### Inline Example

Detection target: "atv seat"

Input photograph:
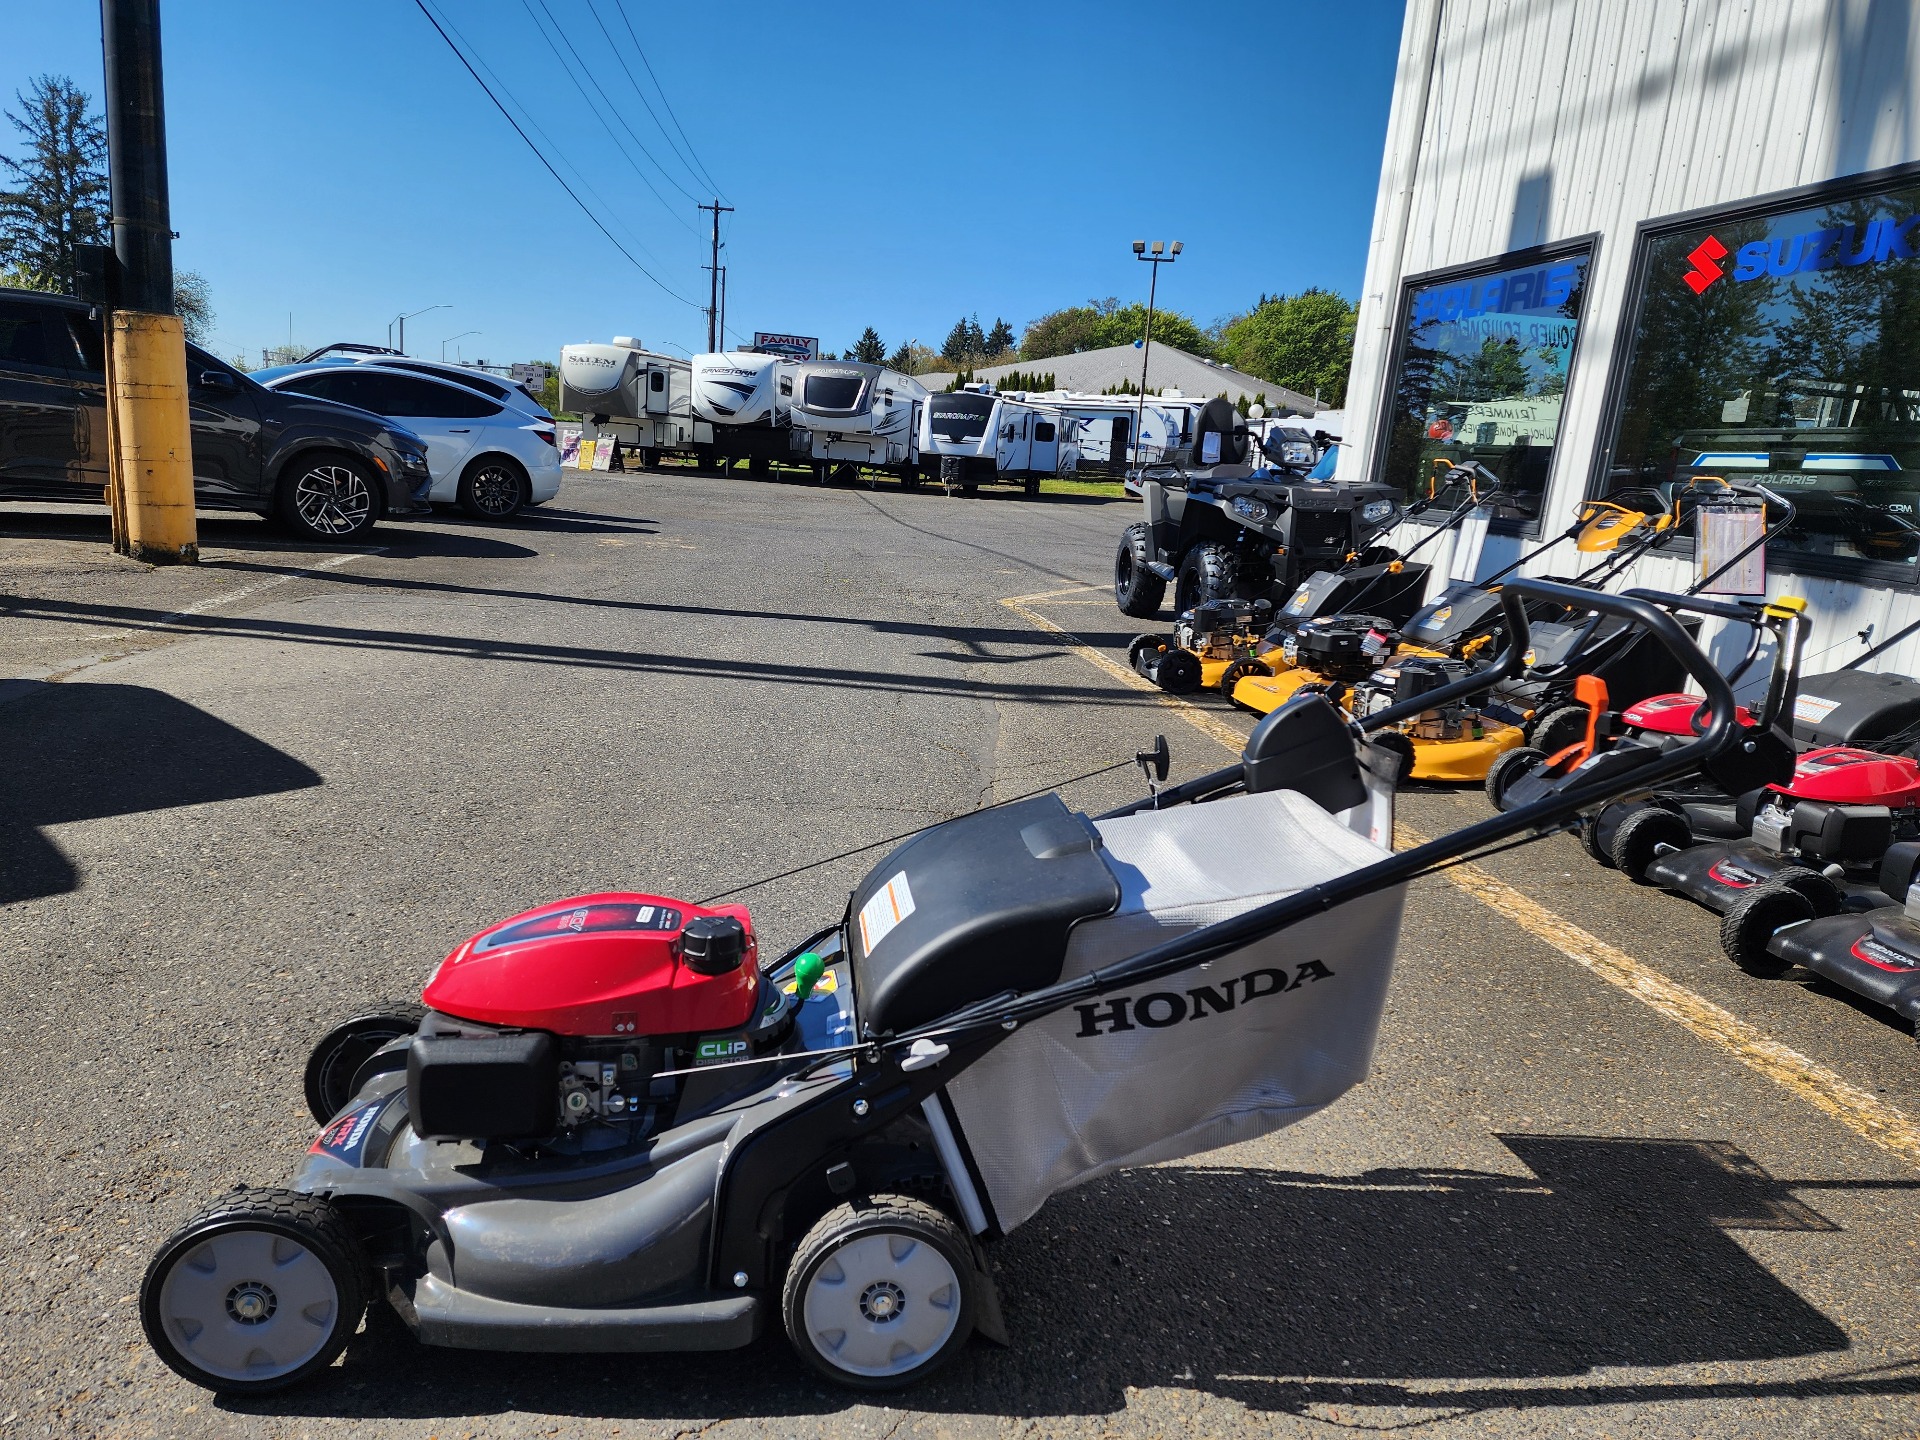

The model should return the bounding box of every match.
[848,794,1122,1034]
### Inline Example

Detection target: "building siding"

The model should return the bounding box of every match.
[1344,0,1920,686]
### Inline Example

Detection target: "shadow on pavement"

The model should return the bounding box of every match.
[230,1135,1889,1427]
[0,682,322,905]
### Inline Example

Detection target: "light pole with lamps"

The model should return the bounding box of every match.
[441,330,480,361]
[389,304,450,354]
[1131,239,1182,469]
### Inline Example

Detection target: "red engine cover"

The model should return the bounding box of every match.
[1778,747,1920,805]
[1621,692,1756,735]
[422,893,759,1037]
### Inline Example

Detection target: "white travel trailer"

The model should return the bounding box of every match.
[789,360,927,483]
[919,387,1080,496]
[688,351,809,474]
[558,337,709,464]
[1041,394,1193,472]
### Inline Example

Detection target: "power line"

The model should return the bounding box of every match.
[412,0,702,310]
[610,0,728,201]
[520,0,704,219]
[581,0,716,202]
[423,0,676,272]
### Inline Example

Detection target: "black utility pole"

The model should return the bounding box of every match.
[697,198,732,351]
[102,0,173,313]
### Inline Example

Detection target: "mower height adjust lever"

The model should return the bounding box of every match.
[1137,734,1171,806]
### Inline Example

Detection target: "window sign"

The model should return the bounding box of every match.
[1378,246,1592,519]
[1603,175,1920,572]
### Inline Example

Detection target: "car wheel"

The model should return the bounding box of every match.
[457,456,528,521]
[142,1189,368,1394]
[1114,524,1167,618]
[276,453,380,542]
[782,1196,974,1392]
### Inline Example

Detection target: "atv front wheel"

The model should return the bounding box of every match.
[1174,542,1238,616]
[783,1196,975,1391]
[142,1189,368,1394]
[1484,746,1544,811]
[1720,884,1811,978]
[304,1006,427,1124]
[1610,806,1691,883]
[1115,524,1166,618]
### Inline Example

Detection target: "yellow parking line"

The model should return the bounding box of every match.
[1005,589,1920,1169]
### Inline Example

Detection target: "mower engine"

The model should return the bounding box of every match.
[1349,655,1494,742]
[1280,613,1399,687]
[399,894,788,1148]
[1172,598,1270,665]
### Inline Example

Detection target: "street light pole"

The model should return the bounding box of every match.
[441,330,479,360]
[101,0,196,562]
[393,304,449,355]
[1131,240,1182,472]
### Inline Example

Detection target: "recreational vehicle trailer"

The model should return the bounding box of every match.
[1043,394,1193,472]
[789,360,927,483]
[558,338,709,465]
[919,387,1080,496]
[688,351,809,474]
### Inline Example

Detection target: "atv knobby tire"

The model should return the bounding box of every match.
[1174,542,1238,617]
[1610,806,1692,883]
[1720,884,1811,978]
[142,1188,368,1394]
[1114,524,1166,618]
[783,1194,975,1391]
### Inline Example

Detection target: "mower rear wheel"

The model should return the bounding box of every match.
[784,1195,975,1391]
[1767,864,1844,916]
[1720,884,1811,978]
[1218,658,1268,697]
[1484,746,1544,811]
[1610,806,1692,883]
[1372,732,1416,787]
[1148,647,1201,694]
[1529,704,1590,759]
[1579,818,1616,868]
[1114,524,1166,618]
[142,1188,367,1394]
[304,1006,427,1124]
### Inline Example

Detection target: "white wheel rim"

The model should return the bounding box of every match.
[294,464,372,536]
[157,1228,339,1382]
[802,1230,961,1378]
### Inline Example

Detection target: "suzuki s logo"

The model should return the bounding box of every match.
[1073,959,1333,1037]
[1684,235,1729,293]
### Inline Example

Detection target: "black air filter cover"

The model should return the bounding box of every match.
[408,1032,557,1141]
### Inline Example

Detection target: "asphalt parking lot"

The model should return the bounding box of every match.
[4,473,1920,1439]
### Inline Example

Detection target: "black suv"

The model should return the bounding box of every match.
[0,287,432,541]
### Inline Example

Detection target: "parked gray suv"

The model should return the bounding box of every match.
[0,287,433,541]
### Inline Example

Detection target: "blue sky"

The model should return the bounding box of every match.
[4,1,1404,367]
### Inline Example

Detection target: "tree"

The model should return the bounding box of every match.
[984,317,1015,356]
[173,270,213,344]
[0,75,109,294]
[1019,301,1214,361]
[1216,289,1358,405]
[940,316,973,365]
[851,326,886,364]
[886,340,939,375]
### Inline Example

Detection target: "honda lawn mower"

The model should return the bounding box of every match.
[1113,398,1403,620]
[1747,841,1920,1021]
[139,581,1743,1398]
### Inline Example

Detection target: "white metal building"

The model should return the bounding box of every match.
[1340,0,1920,681]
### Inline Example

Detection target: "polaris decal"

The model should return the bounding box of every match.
[1684,214,1920,292]
[1072,959,1334,1037]
[1412,263,1579,324]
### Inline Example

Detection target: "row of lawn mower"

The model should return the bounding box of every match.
[139,577,1758,1399]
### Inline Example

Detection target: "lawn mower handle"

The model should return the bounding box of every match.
[935,582,1741,1041]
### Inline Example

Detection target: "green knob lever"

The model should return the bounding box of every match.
[793,951,826,1001]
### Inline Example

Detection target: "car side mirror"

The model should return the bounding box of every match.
[197,369,236,392]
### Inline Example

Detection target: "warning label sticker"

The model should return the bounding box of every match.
[858,872,916,955]
[1794,694,1842,725]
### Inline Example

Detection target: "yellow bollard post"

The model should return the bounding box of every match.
[108,309,198,564]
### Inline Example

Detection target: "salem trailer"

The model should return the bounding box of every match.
[559,338,710,466]
[689,351,810,474]
[919,389,1081,496]
[790,360,928,484]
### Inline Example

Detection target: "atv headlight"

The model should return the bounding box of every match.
[1231,496,1273,524]
[1362,499,1396,524]
[1280,441,1316,466]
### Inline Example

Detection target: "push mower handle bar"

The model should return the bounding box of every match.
[921,583,1740,1045]
[1619,587,1769,626]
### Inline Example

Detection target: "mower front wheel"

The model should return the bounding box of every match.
[1720,884,1811,978]
[1372,731,1416,787]
[783,1195,975,1391]
[1484,745,1544,811]
[142,1188,368,1394]
[1218,658,1269,698]
[1528,704,1590,759]
[1610,806,1691,883]
[304,1006,427,1124]
[1115,524,1166,618]
[1767,864,1844,917]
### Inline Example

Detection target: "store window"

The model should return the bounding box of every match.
[1602,172,1920,573]
[1377,243,1592,520]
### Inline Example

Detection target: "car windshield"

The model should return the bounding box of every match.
[929,393,994,440]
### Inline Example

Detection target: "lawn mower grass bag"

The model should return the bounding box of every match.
[935,787,1405,1233]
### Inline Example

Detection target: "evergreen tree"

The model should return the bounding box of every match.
[940,317,973,365]
[851,326,886,364]
[0,75,109,294]
[965,314,987,357]
[984,317,1015,355]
